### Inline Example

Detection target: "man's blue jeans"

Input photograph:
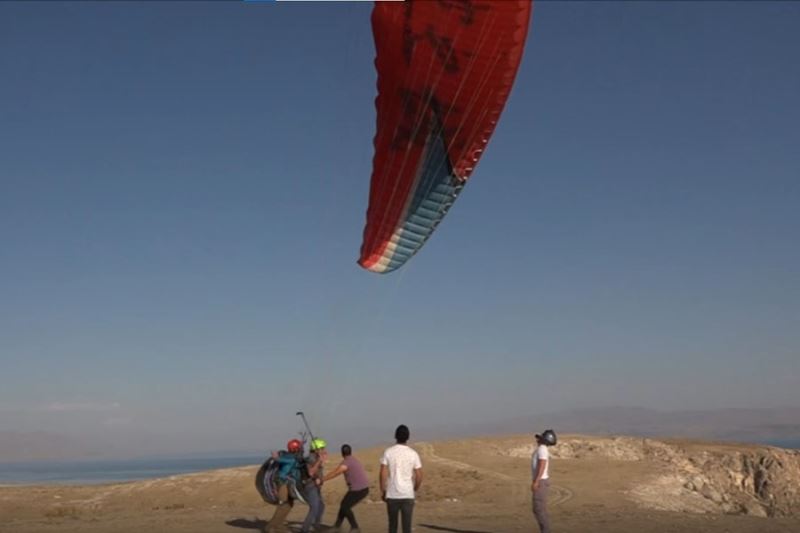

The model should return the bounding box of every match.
[301,483,324,532]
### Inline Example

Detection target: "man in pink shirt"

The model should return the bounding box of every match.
[324,444,370,532]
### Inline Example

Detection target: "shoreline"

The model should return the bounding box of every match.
[1,435,798,486]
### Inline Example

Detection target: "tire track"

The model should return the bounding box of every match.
[416,442,514,481]
[416,442,573,506]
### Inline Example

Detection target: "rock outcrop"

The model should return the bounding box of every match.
[503,435,800,517]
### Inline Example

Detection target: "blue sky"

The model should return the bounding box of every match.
[1,1,798,455]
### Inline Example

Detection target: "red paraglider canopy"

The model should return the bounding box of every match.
[359,0,533,273]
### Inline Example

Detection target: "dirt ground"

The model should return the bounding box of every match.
[2,435,798,533]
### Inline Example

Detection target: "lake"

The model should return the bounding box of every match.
[0,454,266,485]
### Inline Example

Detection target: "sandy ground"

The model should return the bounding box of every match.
[1,434,798,533]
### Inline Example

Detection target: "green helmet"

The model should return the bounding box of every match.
[310,438,327,451]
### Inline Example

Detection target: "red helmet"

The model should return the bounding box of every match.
[287,439,302,453]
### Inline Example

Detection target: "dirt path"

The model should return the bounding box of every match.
[417,441,573,506]
[417,442,515,481]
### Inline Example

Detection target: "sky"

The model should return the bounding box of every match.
[1,1,798,457]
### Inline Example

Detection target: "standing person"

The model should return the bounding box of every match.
[324,444,370,532]
[531,429,557,533]
[267,438,304,533]
[300,437,328,533]
[379,424,423,533]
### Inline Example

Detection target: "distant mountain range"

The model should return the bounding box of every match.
[2,406,798,462]
[425,406,800,446]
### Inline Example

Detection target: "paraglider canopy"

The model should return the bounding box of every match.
[358,0,533,273]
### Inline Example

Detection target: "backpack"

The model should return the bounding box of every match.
[255,453,308,506]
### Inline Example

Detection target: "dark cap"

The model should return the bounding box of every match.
[536,429,557,446]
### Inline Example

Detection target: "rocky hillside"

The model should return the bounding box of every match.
[504,435,800,518]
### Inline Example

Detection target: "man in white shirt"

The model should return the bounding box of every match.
[531,429,556,533]
[380,424,423,533]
